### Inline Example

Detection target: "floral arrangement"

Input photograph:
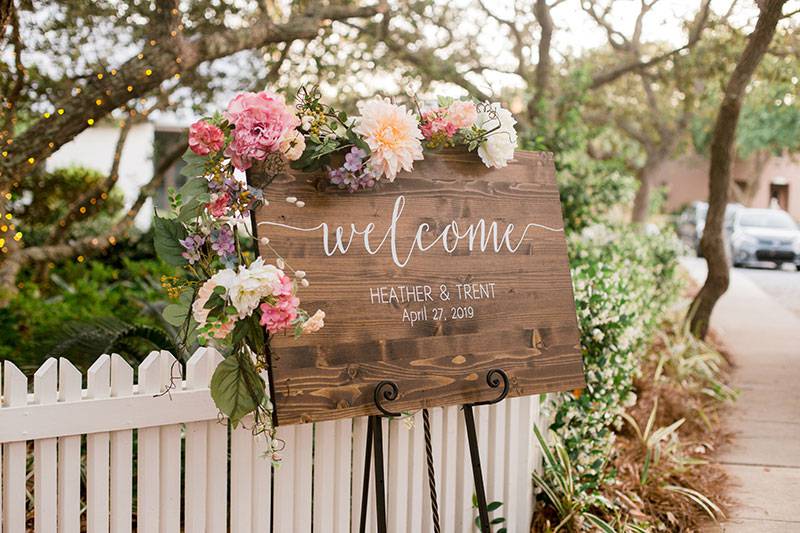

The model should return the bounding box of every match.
[155,86,517,457]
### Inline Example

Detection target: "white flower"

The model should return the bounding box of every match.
[301,309,325,334]
[280,129,306,161]
[228,258,283,318]
[476,103,517,169]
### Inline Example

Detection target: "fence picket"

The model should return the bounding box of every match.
[86,355,111,533]
[57,359,82,533]
[252,431,271,531]
[202,349,227,531]
[230,420,254,533]
[109,354,133,533]
[388,418,410,532]
[185,349,210,533]
[350,417,367,533]
[136,351,162,533]
[274,425,296,532]
[407,411,425,532]
[158,351,182,533]
[510,395,536,533]
[2,361,27,533]
[487,401,507,508]
[295,423,314,533]
[454,407,472,533]
[313,420,337,527]
[33,359,58,533]
[333,418,353,533]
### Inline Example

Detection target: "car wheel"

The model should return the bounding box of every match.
[796,264,800,272]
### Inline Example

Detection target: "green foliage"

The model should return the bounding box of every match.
[210,349,267,428]
[0,248,175,373]
[45,317,176,366]
[153,214,189,267]
[690,27,800,159]
[15,166,124,246]
[472,496,506,533]
[532,425,618,532]
[547,225,684,504]
[521,71,638,232]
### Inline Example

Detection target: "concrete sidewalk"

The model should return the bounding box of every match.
[682,259,800,532]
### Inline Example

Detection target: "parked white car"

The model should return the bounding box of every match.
[729,208,800,270]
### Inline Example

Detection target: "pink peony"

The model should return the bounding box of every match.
[224,91,300,171]
[188,120,225,156]
[206,192,230,218]
[446,101,478,129]
[260,296,299,334]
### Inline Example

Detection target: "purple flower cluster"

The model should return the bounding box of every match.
[207,175,261,215]
[211,225,236,266]
[327,147,379,192]
[179,234,205,264]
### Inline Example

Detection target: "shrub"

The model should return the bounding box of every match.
[0,241,174,373]
[546,224,684,507]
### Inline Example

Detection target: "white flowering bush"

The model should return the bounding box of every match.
[546,224,684,508]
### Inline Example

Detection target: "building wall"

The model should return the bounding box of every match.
[653,153,800,220]
[45,123,156,209]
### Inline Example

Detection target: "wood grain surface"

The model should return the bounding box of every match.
[252,150,584,425]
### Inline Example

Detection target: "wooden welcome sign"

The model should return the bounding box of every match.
[252,150,584,425]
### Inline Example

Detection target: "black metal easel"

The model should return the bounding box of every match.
[358,369,509,533]
[463,369,510,533]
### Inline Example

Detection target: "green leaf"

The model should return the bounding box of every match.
[210,352,266,428]
[487,501,502,512]
[177,192,211,222]
[152,214,188,266]
[180,149,208,177]
[162,303,189,327]
[584,513,616,533]
[178,177,209,201]
[347,128,370,152]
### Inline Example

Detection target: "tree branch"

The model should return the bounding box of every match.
[0,3,386,190]
[528,0,555,123]
[589,0,711,89]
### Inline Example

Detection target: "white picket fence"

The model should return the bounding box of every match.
[0,348,544,532]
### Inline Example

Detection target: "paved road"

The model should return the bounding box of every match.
[736,264,800,317]
[682,258,800,532]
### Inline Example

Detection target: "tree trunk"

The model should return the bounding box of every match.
[631,172,651,223]
[689,0,786,339]
[631,153,667,224]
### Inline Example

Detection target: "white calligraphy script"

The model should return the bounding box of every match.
[258,195,563,268]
